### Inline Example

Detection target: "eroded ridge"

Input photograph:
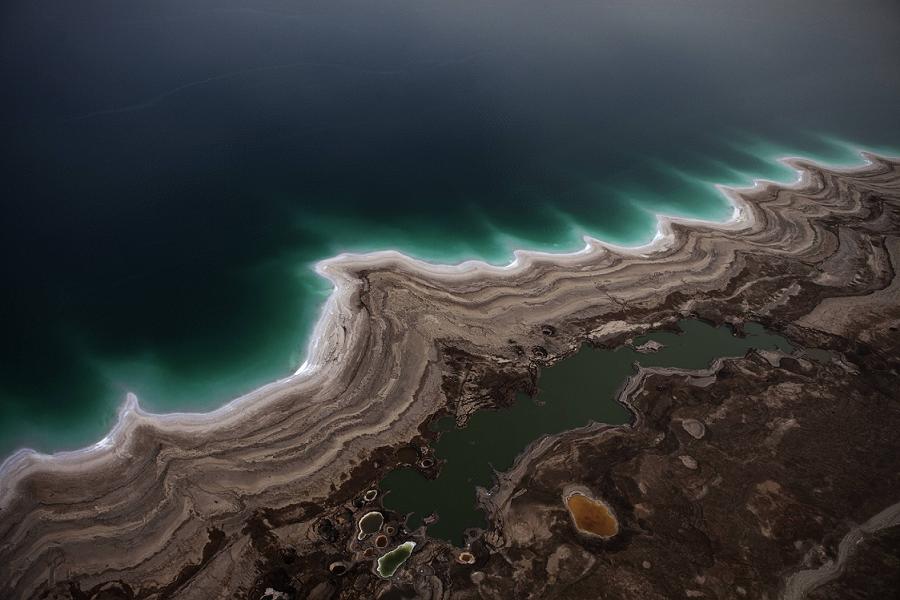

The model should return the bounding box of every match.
[1,155,899,598]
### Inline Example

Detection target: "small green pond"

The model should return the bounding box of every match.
[377,541,416,578]
[381,320,792,545]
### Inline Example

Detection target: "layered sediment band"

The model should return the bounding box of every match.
[1,153,898,598]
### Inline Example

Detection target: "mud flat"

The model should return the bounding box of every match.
[1,155,899,599]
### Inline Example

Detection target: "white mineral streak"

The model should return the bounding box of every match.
[0,153,898,599]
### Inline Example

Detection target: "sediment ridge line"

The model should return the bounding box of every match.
[0,153,898,598]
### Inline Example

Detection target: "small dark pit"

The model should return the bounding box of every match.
[531,346,548,358]
[316,519,339,543]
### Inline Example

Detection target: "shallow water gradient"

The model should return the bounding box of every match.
[0,0,898,457]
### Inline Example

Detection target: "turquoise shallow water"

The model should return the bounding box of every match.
[0,1,899,460]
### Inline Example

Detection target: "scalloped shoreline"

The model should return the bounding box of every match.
[1,150,898,598]
[0,149,893,498]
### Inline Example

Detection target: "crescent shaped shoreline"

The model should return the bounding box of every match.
[0,151,859,486]
[1,152,899,598]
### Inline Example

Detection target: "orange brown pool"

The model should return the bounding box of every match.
[565,492,619,538]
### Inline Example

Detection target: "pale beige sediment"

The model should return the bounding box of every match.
[0,154,898,598]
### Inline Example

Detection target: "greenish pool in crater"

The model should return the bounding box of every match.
[381,320,792,546]
[376,541,416,578]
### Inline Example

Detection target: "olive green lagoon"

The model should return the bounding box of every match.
[376,541,417,579]
[381,320,793,545]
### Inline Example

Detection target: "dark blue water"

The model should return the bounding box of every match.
[1,0,898,458]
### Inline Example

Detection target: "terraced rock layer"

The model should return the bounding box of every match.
[0,155,898,599]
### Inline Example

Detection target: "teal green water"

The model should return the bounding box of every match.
[381,321,792,546]
[1,1,898,460]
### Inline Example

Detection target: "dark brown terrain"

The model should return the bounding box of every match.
[1,156,899,599]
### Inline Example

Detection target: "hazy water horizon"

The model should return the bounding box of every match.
[1,0,899,458]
